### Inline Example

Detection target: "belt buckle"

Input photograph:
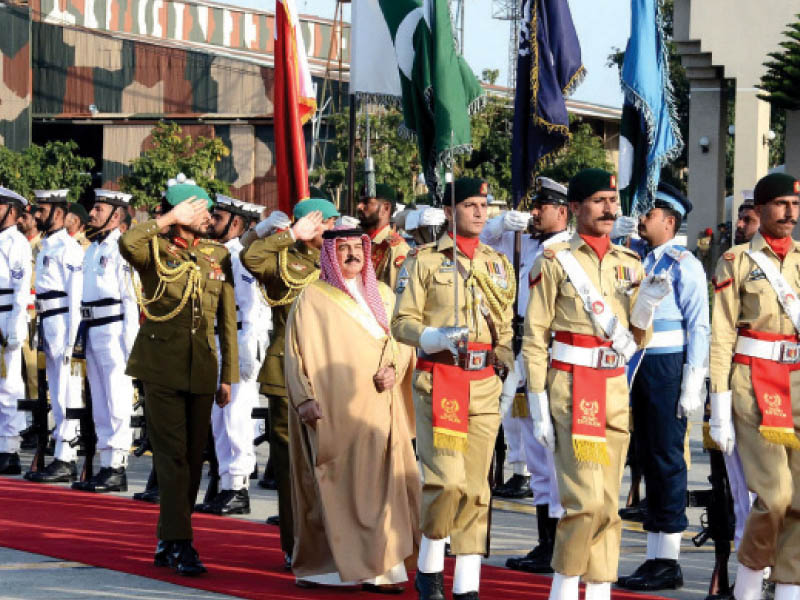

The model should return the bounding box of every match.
[80,307,92,320]
[463,349,487,371]
[779,341,800,364]
[595,347,621,369]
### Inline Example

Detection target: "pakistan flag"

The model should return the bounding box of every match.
[378,0,485,201]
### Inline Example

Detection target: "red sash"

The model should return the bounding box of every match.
[551,331,626,465]
[416,342,495,452]
[734,328,800,449]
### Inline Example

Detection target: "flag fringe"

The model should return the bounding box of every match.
[620,0,684,216]
[353,91,402,108]
[563,65,587,98]
[511,393,529,418]
[572,437,610,465]
[759,425,800,449]
[433,430,469,452]
[701,422,720,451]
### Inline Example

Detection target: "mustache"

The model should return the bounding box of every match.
[344,256,361,264]
[778,218,798,225]
[598,214,616,221]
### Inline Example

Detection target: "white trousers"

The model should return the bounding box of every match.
[44,341,81,462]
[86,324,133,468]
[724,445,756,550]
[502,410,527,466]
[0,343,26,453]
[520,415,564,517]
[211,378,258,490]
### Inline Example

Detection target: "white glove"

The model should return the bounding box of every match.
[419,326,467,356]
[630,273,672,329]
[4,337,21,352]
[503,210,531,232]
[527,390,555,451]
[240,354,257,382]
[608,320,637,362]
[499,367,521,416]
[610,215,638,239]
[255,210,291,238]
[710,391,735,455]
[678,364,707,418]
[336,215,360,228]
[418,207,446,227]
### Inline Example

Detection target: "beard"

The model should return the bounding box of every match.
[359,212,380,230]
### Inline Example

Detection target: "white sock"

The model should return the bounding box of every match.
[417,536,445,573]
[513,462,530,476]
[734,564,765,600]
[657,532,681,561]
[645,532,659,560]
[548,572,579,600]
[774,584,800,600]
[584,582,611,600]
[453,554,481,594]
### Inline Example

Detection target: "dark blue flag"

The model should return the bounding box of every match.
[512,0,585,207]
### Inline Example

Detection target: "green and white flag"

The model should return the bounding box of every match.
[378,0,485,201]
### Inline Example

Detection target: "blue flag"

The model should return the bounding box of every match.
[618,0,683,216]
[512,0,585,207]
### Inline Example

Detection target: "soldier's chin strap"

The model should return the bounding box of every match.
[0,203,14,232]
[42,202,66,235]
[92,204,120,239]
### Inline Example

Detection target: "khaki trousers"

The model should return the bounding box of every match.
[548,368,629,582]
[414,370,501,555]
[731,362,800,584]
[144,382,214,541]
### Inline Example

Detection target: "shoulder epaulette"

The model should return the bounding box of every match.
[614,244,641,260]
[200,238,224,246]
[407,242,435,258]
[665,245,690,262]
[387,231,405,247]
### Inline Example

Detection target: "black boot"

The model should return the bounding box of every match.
[506,504,556,573]
[172,540,207,576]
[453,593,479,600]
[493,474,532,499]
[87,467,128,493]
[133,467,159,502]
[194,475,220,511]
[622,558,683,591]
[25,459,77,483]
[154,540,175,567]
[258,457,277,490]
[0,452,22,475]
[203,489,250,516]
[414,571,445,600]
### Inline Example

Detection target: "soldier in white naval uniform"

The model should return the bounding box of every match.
[25,189,84,483]
[73,190,139,492]
[0,187,33,476]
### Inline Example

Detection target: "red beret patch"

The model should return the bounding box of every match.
[610,175,617,189]
[480,182,489,196]
[394,255,405,268]
[723,252,735,261]
[794,181,800,194]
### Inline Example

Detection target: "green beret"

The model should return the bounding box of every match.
[754,173,800,205]
[360,183,398,204]
[444,178,489,204]
[165,183,213,210]
[68,203,89,223]
[567,168,617,203]
[293,198,340,220]
[309,185,331,202]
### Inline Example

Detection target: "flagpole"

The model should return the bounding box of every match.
[346,94,357,215]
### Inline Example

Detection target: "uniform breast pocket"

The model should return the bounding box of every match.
[203,279,222,309]
[557,279,583,315]
[742,279,771,313]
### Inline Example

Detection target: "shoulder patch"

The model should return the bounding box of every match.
[542,249,555,259]
[666,246,689,261]
[394,255,406,268]
[723,252,735,261]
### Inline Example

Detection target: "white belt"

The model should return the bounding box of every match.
[646,329,687,349]
[80,305,123,320]
[735,336,800,364]
[35,296,69,312]
[551,340,626,370]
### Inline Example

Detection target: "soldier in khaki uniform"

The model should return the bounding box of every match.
[392,178,514,600]
[522,169,667,600]
[240,198,339,566]
[357,183,411,289]
[709,173,800,600]
[120,180,239,576]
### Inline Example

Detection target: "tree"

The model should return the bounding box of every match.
[759,15,800,111]
[120,122,231,207]
[0,141,93,202]
[538,119,613,184]
[481,69,500,85]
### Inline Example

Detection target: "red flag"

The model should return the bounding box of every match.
[274,0,316,213]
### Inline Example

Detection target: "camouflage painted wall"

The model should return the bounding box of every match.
[0,2,32,150]
[31,0,349,69]
[33,21,273,117]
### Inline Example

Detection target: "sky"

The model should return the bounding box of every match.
[218,0,631,108]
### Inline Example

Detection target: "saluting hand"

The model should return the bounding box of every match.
[163,198,209,228]
[373,366,396,392]
[215,383,231,408]
[291,211,324,242]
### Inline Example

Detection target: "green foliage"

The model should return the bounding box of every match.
[759,15,800,110]
[313,96,613,206]
[119,122,231,207]
[481,69,500,85]
[0,141,94,203]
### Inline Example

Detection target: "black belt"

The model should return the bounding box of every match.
[84,314,124,328]
[37,290,67,300]
[0,288,12,295]
[0,305,11,312]
[214,322,243,335]
[40,307,69,319]
[81,298,122,307]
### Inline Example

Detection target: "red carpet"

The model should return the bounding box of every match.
[0,477,666,599]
